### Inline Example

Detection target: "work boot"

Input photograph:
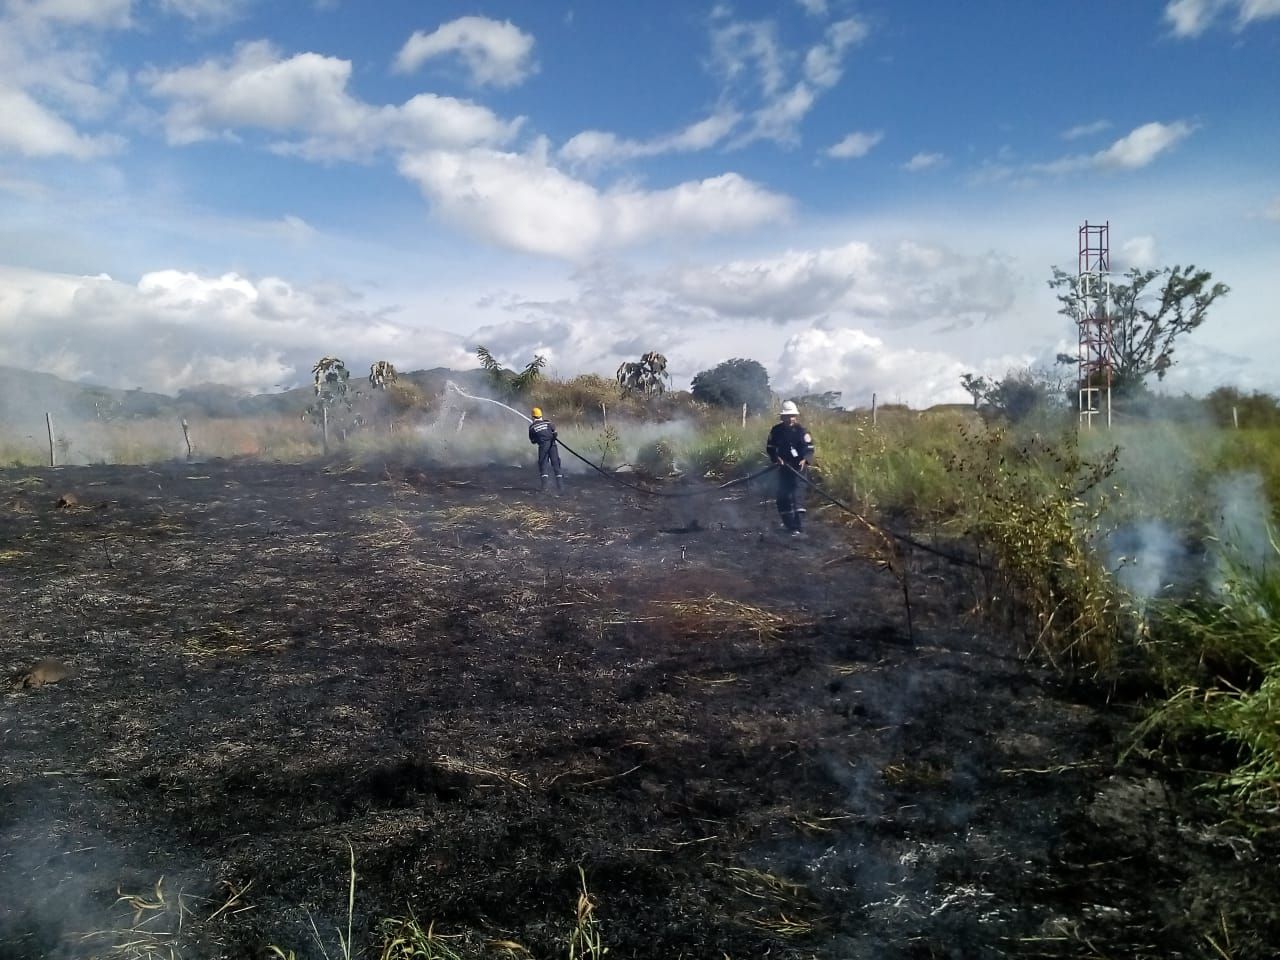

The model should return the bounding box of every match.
[540,474,549,492]
[555,474,564,494]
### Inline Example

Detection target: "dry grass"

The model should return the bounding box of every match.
[654,595,790,641]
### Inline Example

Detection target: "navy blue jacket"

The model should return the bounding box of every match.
[529,417,558,446]
[766,421,815,466]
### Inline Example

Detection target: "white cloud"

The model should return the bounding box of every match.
[4,0,132,29]
[795,0,827,16]
[711,17,786,98]
[399,143,791,259]
[1095,120,1193,169]
[0,84,122,157]
[826,130,882,159]
[1061,119,1111,140]
[147,41,521,155]
[0,264,474,394]
[903,151,944,171]
[669,240,1017,329]
[1118,235,1160,270]
[775,327,976,408]
[0,0,132,157]
[393,16,536,88]
[157,0,248,23]
[1031,120,1193,175]
[803,17,869,88]
[1164,0,1280,35]
[558,110,740,168]
[713,12,869,147]
[1264,196,1280,221]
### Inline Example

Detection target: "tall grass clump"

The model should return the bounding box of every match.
[814,413,959,515]
[1136,533,1280,803]
[679,425,757,479]
[946,425,1129,670]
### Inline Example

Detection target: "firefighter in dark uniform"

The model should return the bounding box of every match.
[766,400,815,535]
[528,407,563,493]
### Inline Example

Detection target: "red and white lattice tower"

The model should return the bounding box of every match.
[1076,221,1114,428]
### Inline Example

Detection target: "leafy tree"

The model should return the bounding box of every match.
[368,361,398,389]
[959,374,991,409]
[616,351,671,398]
[960,367,1070,423]
[1050,265,1229,395]
[474,346,545,399]
[690,358,771,413]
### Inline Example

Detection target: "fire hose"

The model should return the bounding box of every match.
[444,380,777,499]
[784,464,992,571]
[443,381,988,566]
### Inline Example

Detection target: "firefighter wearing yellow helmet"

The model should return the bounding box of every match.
[528,406,563,493]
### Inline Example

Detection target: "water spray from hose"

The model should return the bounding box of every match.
[445,381,532,424]
[444,380,775,498]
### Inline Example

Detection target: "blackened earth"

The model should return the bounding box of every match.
[1,460,1276,959]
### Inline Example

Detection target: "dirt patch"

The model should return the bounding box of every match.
[1,460,1276,958]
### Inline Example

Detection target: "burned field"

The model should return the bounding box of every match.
[2,460,1276,959]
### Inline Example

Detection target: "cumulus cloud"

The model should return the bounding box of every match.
[0,84,122,157]
[903,151,944,171]
[394,16,536,87]
[0,0,132,158]
[0,264,473,394]
[775,327,976,408]
[1164,0,1280,36]
[398,143,792,259]
[146,40,522,156]
[669,240,1018,329]
[826,130,882,159]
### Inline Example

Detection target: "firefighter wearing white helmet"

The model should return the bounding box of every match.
[766,400,815,535]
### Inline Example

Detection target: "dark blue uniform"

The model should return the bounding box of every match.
[529,416,563,492]
[766,420,815,532]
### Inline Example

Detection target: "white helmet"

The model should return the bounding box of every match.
[779,400,800,416]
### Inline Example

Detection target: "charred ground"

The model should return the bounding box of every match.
[1,460,1275,959]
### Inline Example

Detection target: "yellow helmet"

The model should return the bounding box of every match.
[531,407,543,418]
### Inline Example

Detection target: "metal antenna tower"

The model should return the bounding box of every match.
[1076,221,1114,428]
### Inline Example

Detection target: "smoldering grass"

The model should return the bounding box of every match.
[1133,535,1280,803]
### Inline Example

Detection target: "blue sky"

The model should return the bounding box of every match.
[0,0,1277,405]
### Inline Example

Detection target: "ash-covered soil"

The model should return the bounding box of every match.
[1,460,1275,959]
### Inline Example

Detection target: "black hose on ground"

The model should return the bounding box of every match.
[785,465,993,571]
[553,437,778,499]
